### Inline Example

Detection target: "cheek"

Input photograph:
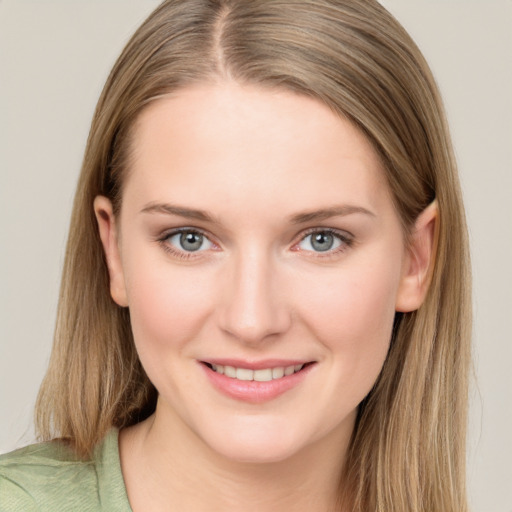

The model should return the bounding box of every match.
[300,259,399,339]
[294,255,402,391]
[123,254,214,357]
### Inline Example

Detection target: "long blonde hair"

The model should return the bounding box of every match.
[36,1,471,510]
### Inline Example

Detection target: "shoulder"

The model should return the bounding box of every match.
[0,430,129,512]
[0,439,96,511]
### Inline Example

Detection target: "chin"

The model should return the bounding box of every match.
[211,438,303,465]
[197,419,318,465]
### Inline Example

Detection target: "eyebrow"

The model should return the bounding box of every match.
[140,202,217,223]
[288,205,375,224]
[140,202,375,224]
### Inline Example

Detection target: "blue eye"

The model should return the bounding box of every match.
[298,231,345,252]
[166,230,213,252]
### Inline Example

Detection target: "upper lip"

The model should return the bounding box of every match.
[201,358,315,370]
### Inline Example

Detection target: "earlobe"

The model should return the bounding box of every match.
[93,196,128,307]
[395,200,438,313]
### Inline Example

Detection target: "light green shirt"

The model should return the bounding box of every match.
[0,429,132,511]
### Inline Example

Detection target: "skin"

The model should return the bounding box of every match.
[95,82,436,511]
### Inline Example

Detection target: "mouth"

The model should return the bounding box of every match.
[203,362,313,382]
[200,360,315,402]
[200,360,316,402]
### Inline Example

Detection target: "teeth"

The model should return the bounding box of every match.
[224,365,236,378]
[210,363,305,381]
[254,368,272,382]
[272,367,284,379]
[284,365,295,376]
[236,368,253,381]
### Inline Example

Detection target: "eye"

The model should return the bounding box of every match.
[165,229,214,253]
[297,230,348,253]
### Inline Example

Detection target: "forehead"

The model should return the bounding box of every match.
[122,82,391,220]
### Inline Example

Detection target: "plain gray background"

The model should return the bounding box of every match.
[1,1,511,511]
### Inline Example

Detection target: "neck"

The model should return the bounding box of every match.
[120,404,354,512]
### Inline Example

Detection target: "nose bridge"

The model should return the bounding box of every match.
[219,244,290,344]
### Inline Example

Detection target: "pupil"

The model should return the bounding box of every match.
[180,232,202,251]
[312,232,333,252]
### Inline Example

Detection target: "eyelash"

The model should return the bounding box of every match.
[157,228,214,260]
[156,227,354,261]
[294,228,354,258]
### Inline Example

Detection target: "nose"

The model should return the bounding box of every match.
[217,248,292,345]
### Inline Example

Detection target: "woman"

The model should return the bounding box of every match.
[0,0,471,511]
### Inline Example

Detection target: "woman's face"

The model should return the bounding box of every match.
[97,82,427,463]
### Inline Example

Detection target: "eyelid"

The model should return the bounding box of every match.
[291,227,354,255]
[155,225,354,260]
[156,226,219,259]
[158,226,211,241]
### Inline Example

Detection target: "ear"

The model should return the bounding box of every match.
[395,200,438,312]
[93,196,128,307]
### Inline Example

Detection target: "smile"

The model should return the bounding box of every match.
[209,363,305,382]
[201,360,315,403]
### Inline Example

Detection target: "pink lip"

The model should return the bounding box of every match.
[199,360,316,404]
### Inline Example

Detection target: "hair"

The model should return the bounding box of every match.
[35,1,471,510]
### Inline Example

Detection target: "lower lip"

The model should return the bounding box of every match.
[200,363,315,403]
